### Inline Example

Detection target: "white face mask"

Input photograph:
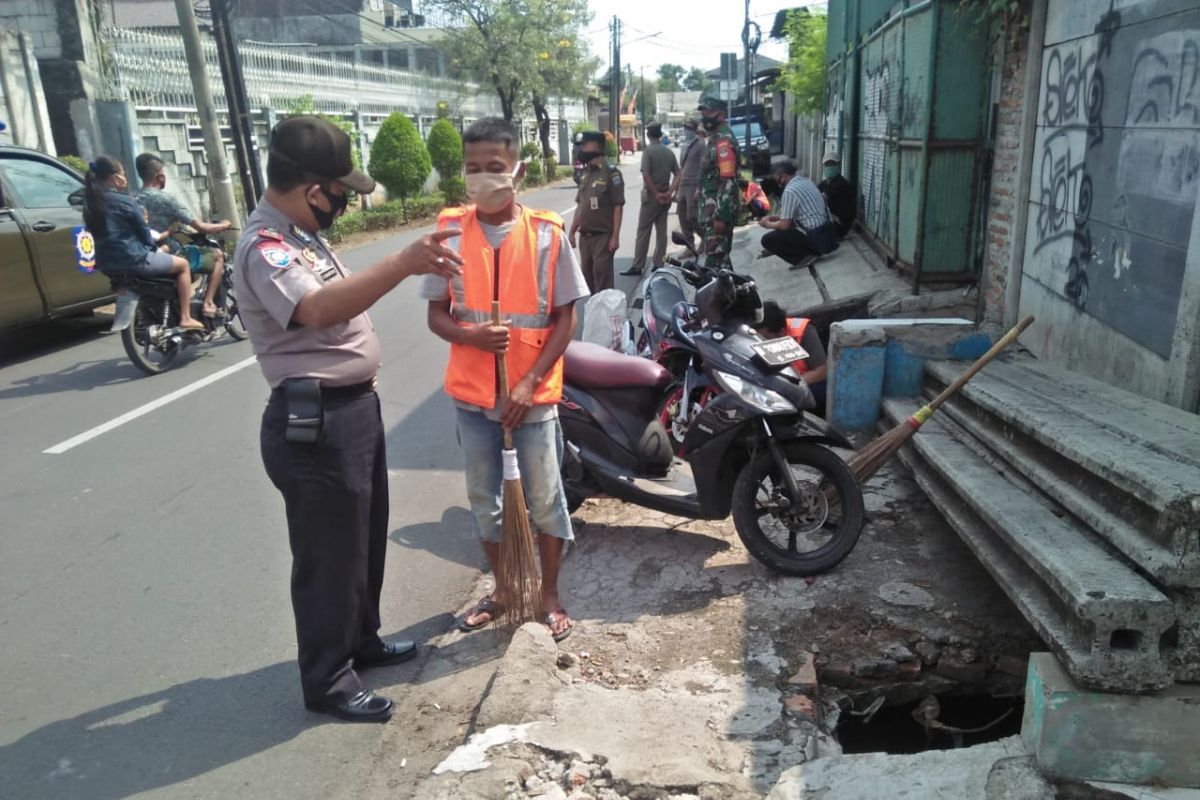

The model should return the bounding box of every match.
[466,164,520,213]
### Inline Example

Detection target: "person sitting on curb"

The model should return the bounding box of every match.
[739,177,770,220]
[754,300,828,413]
[758,160,839,270]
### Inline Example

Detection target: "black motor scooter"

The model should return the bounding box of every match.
[560,267,865,575]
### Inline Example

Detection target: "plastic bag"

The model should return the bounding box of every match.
[581,289,629,352]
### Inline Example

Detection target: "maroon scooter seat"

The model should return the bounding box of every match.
[564,342,672,389]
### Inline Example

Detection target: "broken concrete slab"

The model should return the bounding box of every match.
[765,736,1033,799]
[474,622,563,728]
[1023,653,1200,789]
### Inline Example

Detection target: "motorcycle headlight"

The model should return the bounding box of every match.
[713,370,796,414]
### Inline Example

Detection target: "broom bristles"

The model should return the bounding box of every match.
[497,476,542,627]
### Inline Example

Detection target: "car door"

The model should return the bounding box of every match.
[0,188,45,329]
[0,153,112,312]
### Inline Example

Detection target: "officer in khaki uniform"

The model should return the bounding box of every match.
[235,116,461,723]
[625,121,679,276]
[567,131,624,292]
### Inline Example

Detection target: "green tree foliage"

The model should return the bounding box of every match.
[774,9,828,114]
[656,64,685,93]
[523,155,544,186]
[683,66,714,94]
[428,0,593,124]
[571,120,596,139]
[369,113,431,219]
[427,117,465,204]
[58,154,89,175]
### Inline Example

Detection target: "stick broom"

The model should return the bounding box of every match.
[492,301,542,626]
[844,315,1035,485]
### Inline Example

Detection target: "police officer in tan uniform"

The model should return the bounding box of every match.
[235,116,461,722]
[567,131,624,292]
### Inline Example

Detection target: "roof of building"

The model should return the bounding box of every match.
[704,53,783,79]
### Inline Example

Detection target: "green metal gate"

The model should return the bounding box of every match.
[826,0,992,288]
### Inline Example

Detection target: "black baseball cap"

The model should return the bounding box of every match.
[646,121,663,136]
[269,115,375,194]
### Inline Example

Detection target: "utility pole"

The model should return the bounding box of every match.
[741,3,761,161]
[639,66,645,130]
[211,0,263,211]
[609,15,621,164]
[174,0,240,229]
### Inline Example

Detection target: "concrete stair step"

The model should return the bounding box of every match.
[882,397,1176,693]
[925,360,1200,570]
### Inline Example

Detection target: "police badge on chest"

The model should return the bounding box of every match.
[301,246,339,281]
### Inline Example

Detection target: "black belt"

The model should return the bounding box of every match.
[580,230,611,236]
[272,377,376,400]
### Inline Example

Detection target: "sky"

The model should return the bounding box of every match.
[581,0,826,77]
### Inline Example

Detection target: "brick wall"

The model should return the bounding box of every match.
[979,26,1031,330]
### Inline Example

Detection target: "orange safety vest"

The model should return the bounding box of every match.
[438,205,564,409]
[785,316,811,374]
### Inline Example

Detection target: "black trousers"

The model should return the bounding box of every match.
[261,390,388,704]
[762,228,821,264]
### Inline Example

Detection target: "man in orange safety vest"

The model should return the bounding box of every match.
[422,118,591,642]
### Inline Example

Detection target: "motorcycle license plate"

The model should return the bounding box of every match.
[752,336,808,367]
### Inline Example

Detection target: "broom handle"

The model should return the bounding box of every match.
[492,301,514,449]
[925,315,1034,413]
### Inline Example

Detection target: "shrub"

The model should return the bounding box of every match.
[605,136,618,159]
[570,121,596,139]
[326,193,448,243]
[440,174,467,205]
[426,118,463,182]
[543,157,558,182]
[369,112,431,219]
[519,141,542,161]
[523,156,544,187]
[58,154,89,175]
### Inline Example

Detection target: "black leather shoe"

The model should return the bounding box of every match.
[620,266,643,276]
[306,690,393,723]
[355,639,418,669]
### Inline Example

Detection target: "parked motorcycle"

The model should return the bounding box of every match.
[109,230,247,375]
[560,264,865,575]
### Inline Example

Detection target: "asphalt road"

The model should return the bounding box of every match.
[0,162,668,800]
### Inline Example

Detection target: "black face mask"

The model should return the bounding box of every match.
[308,185,347,230]
[701,116,721,132]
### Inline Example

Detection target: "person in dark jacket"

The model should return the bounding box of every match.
[82,156,205,330]
[818,152,856,237]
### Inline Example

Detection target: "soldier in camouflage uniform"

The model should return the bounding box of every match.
[696,95,740,268]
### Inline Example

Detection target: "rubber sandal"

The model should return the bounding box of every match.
[544,608,573,643]
[179,320,206,331]
[456,596,503,632]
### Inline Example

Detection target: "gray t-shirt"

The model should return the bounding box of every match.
[420,215,590,422]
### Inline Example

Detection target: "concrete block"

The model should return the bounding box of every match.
[884,398,1175,693]
[1022,652,1200,788]
[827,323,886,431]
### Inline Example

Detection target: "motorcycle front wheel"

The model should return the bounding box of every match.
[222,275,249,341]
[121,295,180,375]
[731,443,864,575]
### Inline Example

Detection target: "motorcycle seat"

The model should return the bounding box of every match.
[647,277,686,325]
[564,342,672,389]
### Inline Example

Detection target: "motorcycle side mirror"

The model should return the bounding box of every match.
[671,231,689,247]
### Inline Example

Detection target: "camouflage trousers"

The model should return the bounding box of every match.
[701,222,733,268]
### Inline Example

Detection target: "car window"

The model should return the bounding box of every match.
[1,156,84,209]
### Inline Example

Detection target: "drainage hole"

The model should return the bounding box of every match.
[1109,629,1142,650]
[837,693,1024,755]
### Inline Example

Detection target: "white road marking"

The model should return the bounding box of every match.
[43,355,258,455]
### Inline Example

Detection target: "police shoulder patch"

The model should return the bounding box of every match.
[258,227,284,242]
[258,242,296,269]
[610,171,623,185]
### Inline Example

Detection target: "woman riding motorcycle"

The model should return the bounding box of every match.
[82,156,205,331]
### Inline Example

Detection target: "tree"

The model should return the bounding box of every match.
[656,63,685,93]
[428,0,592,124]
[683,66,715,95]
[369,113,431,219]
[773,9,828,114]
[427,117,466,203]
[528,4,598,159]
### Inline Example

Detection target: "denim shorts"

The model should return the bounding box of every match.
[456,408,574,543]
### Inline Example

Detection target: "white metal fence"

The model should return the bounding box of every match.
[105,27,506,120]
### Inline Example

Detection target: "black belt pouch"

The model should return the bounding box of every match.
[282,377,323,444]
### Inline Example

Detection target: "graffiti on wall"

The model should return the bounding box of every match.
[1025,1,1200,359]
